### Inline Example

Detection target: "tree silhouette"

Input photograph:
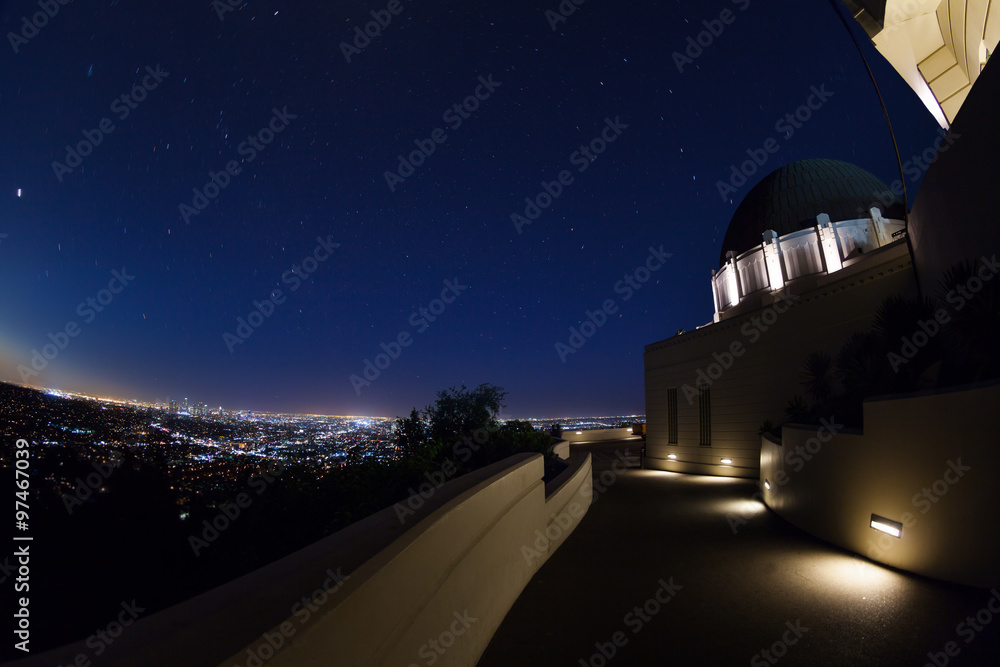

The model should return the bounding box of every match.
[425,383,506,444]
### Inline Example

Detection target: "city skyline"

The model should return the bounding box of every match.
[3,380,643,424]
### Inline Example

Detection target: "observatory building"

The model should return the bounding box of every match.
[643,159,914,477]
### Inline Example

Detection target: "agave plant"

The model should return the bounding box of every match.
[784,394,813,423]
[801,350,836,404]
[871,293,944,391]
[872,293,937,343]
[835,330,889,399]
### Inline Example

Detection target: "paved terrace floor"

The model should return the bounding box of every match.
[479,439,1000,666]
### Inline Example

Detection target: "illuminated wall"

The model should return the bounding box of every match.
[845,0,999,126]
[760,381,1000,588]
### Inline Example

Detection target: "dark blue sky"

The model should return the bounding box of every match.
[0,0,941,417]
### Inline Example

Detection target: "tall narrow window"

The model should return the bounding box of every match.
[667,388,678,444]
[698,385,711,446]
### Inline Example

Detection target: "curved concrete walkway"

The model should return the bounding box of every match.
[479,440,1000,666]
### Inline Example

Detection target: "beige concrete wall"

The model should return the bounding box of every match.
[553,439,570,459]
[542,452,595,546]
[760,381,1000,588]
[644,243,913,479]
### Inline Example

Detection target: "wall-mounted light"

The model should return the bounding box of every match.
[763,479,771,490]
[721,458,732,464]
[870,514,902,538]
[575,431,582,435]
[667,453,677,460]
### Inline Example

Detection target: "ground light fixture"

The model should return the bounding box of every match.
[720,458,732,464]
[870,513,903,538]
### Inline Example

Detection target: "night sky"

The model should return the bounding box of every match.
[0,0,941,418]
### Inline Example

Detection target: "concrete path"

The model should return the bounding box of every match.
[479,440,1000,666]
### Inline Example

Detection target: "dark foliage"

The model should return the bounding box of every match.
[779,258,1000,429]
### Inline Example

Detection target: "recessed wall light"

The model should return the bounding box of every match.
[667,453,677,460]
[763,479,771,490]
[721,458,732,464]
[870,514,902,538]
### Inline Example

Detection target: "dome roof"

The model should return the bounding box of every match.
[719,159,904,266]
